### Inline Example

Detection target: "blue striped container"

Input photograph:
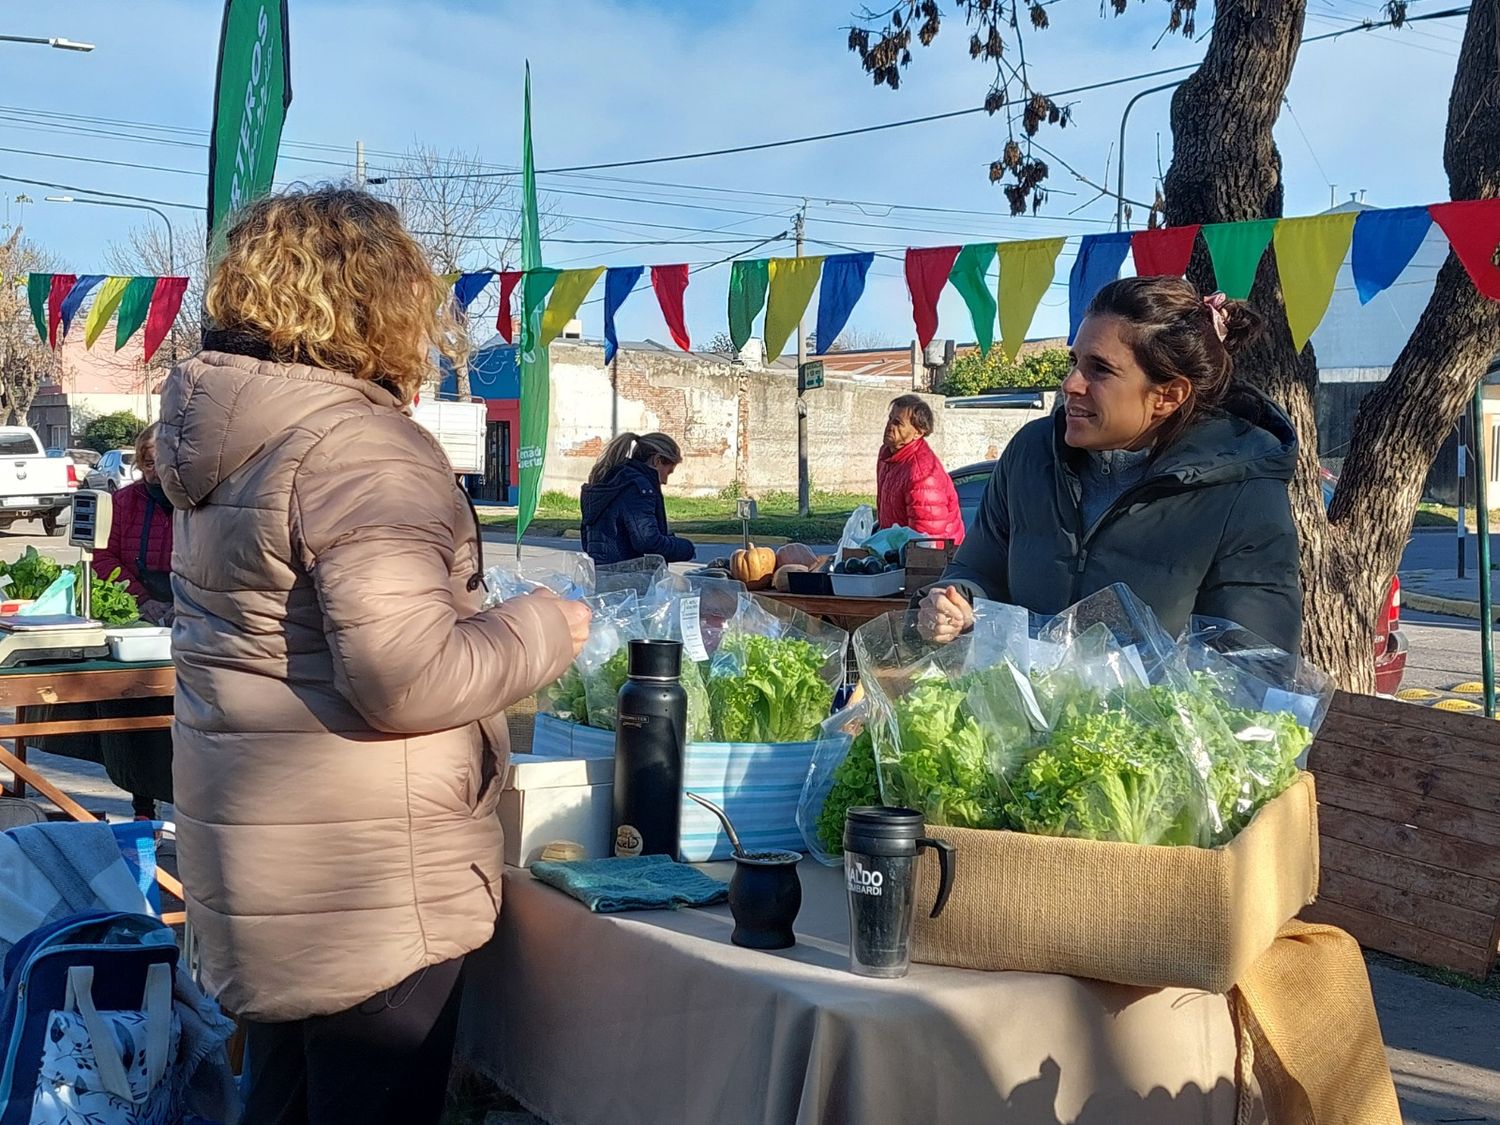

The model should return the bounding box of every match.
[678,739,817,862]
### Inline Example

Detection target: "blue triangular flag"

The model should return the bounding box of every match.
[1068,232,1134,343]
[1350,206,1433,305]
[58,275,106,339]
[454,270,496,313]
[603,266,644,365]
[814,253,873,355]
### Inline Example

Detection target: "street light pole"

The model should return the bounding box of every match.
[45,195,177,359]
[0,35,95,51]
[1115,80,1187,233]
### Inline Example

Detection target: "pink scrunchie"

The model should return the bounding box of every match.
[1203,291,1229,342]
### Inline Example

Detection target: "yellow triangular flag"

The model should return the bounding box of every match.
[441,271,462,287]
[997,238,1066,360]
[540,267,605,346]
[83,277,131,349]
[1274,213,1357,351]
[763,256,825,363]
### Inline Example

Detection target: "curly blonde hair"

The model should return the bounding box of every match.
[204,187,464,401]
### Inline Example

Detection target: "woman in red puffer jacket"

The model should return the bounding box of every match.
[876,394,965,545]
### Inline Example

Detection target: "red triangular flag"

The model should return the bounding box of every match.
[905,246,960,350]
[141,277,189,363]
[1429,200,1500,301]
[47,274,76,349]
[1131,225,1201,279]
[651,264,691,351]
[496,271,523,342]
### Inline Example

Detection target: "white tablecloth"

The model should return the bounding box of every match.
[456,861,1257,1125]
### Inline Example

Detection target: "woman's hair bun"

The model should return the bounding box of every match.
[1219,300,1264,357]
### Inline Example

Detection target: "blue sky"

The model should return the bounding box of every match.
[1,0,1467,350]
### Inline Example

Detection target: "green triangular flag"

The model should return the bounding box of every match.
[27,274,51,345]
[1201,219,1277,301]
[728,259,770,352]
[949,244,997,355]
[114,276,157,351]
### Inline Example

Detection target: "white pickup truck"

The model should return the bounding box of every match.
[0,426,74,536]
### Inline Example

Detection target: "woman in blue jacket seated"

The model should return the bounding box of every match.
[581,431,697,564]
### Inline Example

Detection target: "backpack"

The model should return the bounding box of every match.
[0,911,181,1125]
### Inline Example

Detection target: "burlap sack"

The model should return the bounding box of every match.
[911,772,1320,992]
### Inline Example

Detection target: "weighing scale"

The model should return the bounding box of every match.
[0,491,113,667]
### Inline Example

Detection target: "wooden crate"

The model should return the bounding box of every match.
[1301,691,1500,980]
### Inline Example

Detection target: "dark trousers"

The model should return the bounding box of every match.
[242,957,465,1125]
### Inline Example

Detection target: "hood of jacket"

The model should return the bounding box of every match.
[158,348,402,511]
[1055,386,1297,490]
[580,458,659,525]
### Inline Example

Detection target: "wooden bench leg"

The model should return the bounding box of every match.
[11,736,25,799]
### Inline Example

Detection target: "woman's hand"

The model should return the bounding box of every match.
[917,586,974,645]
[527,589,593,658]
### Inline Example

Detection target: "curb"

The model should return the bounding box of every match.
[1403,591,1497,622]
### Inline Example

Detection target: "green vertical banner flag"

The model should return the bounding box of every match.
[948,244,997,355]
[208,0,292,238]
[26,274,50,345]
[516,63,547,544]
[728,259,770,352]
[1201,219,1277,301]
[114,276,157,351]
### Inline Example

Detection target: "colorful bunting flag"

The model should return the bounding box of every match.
[728,259,770,353]
[496,271,522,342]
[1130,225,1200,279]
[541,266,604,347]
[114,276,157,351]
[1351,206,1433,305]
[997,238,1065,361]
[1274,213,1358,351]
[905,246,960,350]
[58,275,105,340]
[1202,219,1276,300]
[814,253,873,355]
[46,274,76,349]
[1068,233,1133,343]
[764,256,824,364]
[1429,199,1500,301]
[26,274,49,346]
[603,266,643,364]
[84,277,130,348]
[948,244,997,355]
[651,264,692,352]
[142,276,190,363]
[454,270,496,313]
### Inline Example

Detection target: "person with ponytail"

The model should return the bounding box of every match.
[580,431,697,565]
[920,275,1302,653]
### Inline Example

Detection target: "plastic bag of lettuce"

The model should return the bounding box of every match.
[852,585,1332,848]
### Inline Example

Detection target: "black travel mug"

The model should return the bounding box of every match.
[613,639,687,858]
[843,806,955,978]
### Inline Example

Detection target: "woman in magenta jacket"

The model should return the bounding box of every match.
[876,394,965,545]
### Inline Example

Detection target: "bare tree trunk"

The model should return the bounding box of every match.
[1164,0,1500,691]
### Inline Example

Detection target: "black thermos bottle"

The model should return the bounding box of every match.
[612,639,687,858]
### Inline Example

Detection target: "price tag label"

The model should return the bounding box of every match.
[679,596,709,663]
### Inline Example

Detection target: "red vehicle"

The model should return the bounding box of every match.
[950,461,1407,693]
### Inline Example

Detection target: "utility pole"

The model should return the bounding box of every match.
[795,201,809,518]
[355,140,366,187]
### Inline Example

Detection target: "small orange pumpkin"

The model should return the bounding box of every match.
[731,544,778,589]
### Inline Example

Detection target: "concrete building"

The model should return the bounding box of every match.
[28,333,160,448]
[445,333,1048,503]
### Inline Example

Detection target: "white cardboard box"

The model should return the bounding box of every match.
[501,732,615,867]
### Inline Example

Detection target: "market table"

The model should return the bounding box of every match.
[0,659,183,911]
[758,591,907,634]
[455,861,1253,1125]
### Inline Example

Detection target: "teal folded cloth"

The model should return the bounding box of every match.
[530,854,729,913]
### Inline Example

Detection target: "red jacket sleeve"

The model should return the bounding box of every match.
[904,442,964,543]
[93,487,149,599]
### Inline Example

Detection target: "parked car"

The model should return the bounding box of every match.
[85,448,141,492]
[950,460,1406,693]
[0,426,74,535]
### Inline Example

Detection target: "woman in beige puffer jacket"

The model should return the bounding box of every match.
[159,187,590,1125]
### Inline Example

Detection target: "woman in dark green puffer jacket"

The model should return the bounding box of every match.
[920,275,1303,654]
